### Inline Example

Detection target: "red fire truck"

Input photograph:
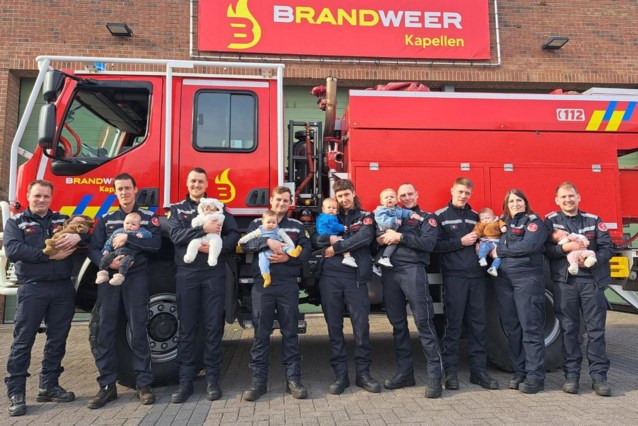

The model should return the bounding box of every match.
[2,56,638,385]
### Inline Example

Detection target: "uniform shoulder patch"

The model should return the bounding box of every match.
[363,217,373,225]
[23,225,38,234]
[151,217,160,227]
[598,222,608,232]
[527,223,538,232]
[428,217,437,227]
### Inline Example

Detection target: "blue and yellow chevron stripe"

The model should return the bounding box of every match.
[60,194,157,218]
[586,101,636,131]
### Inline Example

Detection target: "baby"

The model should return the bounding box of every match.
[96,212,152,286]
[551,229,597,275]
[316,197,356,268]
[472,208,507,277]
[184,197,226,267]
[374,188,422,268]
[239,210,302,288]
[42,214,93,256]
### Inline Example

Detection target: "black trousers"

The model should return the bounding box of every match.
[554,279,609,381]
[494,271,545,381]
[94,269,153,387]
[383,265,442,379]
[176,264,226,384]
[5,280,75,396]
[249,280,302,383]
[441,275,488,375]
[319,274,371,378]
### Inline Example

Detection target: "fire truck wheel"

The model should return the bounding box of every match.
[88,303,100,360]
[88,261,204,388]
[485,285,513,372]
[486,279,565,372]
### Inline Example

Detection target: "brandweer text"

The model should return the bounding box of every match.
[273,6,463,29]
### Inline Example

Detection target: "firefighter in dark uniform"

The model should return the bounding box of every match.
[434,178,498,391]
[4,180,84,417]
[493,189,547,394]
[313,179,381,395]
[240,186,311,401]
[379,183,444,398]
[87,173,161,409]
[168,167,240,403]
[545,182,613,396]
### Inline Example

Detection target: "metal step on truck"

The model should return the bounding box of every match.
[2,56,638,386]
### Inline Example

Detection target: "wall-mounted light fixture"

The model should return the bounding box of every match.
[106,23,133,37]
[542,36,569,50]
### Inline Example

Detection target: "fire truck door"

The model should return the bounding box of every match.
[177,80,272,211]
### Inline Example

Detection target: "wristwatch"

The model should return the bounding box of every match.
[399,233,404,243]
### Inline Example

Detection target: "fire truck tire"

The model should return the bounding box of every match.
[485,286,514,372]
[88,261,204,388]
[486,277,564,373]
[88,303,100,360]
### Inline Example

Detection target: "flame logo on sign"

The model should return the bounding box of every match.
[227,0,261,49]
[214,168,236,203]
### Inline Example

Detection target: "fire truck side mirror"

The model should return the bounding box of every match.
[42,70,65,103]
[38,104,56,150]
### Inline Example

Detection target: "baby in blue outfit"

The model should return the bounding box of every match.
[316,197,357,268]
[375,188,422,268]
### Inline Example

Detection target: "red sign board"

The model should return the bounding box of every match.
[199,0,491,60]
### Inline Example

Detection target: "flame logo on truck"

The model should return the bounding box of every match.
[227,0,261,49]
[586,101,636,131]
[214,168,236,203]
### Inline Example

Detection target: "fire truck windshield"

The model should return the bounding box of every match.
[57,82,150,160]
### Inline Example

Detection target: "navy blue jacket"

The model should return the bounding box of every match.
[544,210,613,287]
[314,207,375,283]
[434,202,483,277]
[392,206,438,268]
[241,215,311,285]
[88,205,161,272]
[497,212,547,276]
[168,195,240,267]
[3,209,80,284]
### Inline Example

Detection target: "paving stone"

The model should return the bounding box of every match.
[1,311,637,424]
